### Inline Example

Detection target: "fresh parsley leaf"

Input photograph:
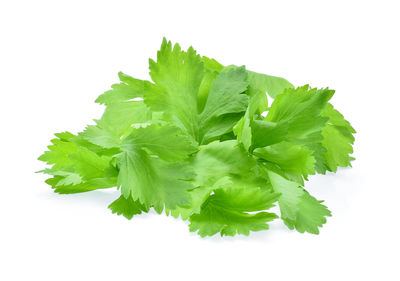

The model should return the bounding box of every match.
[108,195,149,219]
[145,39,250,145]
[254,141,316,184]
[321,103,356,172]
[95,72,145,105]
[266,170,331,234]
[189,186,279,237]
[116,123,197,212]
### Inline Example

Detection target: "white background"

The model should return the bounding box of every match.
[1,0,399,280]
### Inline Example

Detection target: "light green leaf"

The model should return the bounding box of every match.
[199,66,248,125]
[254,141,316,181]
[233,72,293,150]
[125,123,197,162]
[96,101,152,137]
[200,113,244,144]
[145,38,204,140]
[247,70,294,99]
[169,140,265,220]
[266,170,331,234]
[189,186,279,237]
[38,137,78,170]
[95,72,145,105]
[117,124,196,211]
[251,86,334,173]
[108,195,149,219]
[251,120,289,148]
[246,70,293,112]
[191,140,257,187]
[321,103,356,172]
[197,56,224,112]
[117,151,194,212]
[39,133,117,194]
[68,147,111,180]
[80,125,121,149]
[41,170,83,186]
[45,177,117,194]
[199,66,249,143]
[261,86,334,146]
[145,40,251,144]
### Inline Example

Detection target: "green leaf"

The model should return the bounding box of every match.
[38,137,78,170]
[246,70,293,111]
[259,86,334,147]
[254,141,316,182]
[108,195,149,219]
[95,72,145,105]
[191,140,257,187]
[68,146,111,180]
[321,103,356,172]
[266,170,331,234]
[41,170,83,186]
[199,66,248,126]
[169,140,265,221]
[250,120,289,148]
[95,101,152,137]
[145,38,204,140]
[38,132,117,194]
[198,66,249,143]
[189,186,279,237]
[233,72,293,150]
[45,177,116,194]
[250,86,334,173]
[197,56,224,112]
[116,124,197,212]
[145,40,250,145]
[233,109,252,151]
[200,113,244,144]
[117,152,194,212]
[167,186,213,220]
[80,125,121,149]
[124,123,197,162]
[201,56,224,72]
[80,99,153,150]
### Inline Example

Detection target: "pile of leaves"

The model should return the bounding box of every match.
[39,38,355,237]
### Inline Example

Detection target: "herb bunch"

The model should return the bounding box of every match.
[39,38,355,237]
